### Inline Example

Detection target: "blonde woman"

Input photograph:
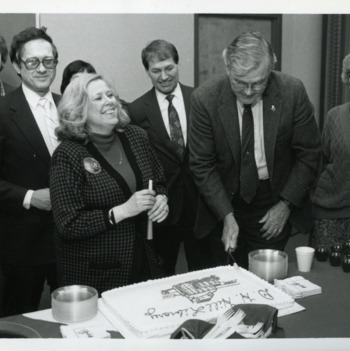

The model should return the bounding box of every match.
[50,74,168,294]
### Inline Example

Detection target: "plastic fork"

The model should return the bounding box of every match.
[239,328,265,339]
[260,326,272,339]
[236,321,264,335]
[202,307,237,339]
[213,309,246,339]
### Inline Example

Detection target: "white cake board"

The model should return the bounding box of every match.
[99,299,171,339]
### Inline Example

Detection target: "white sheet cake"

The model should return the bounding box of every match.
[101,265,294,338]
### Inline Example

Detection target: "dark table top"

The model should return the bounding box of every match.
[279,259,350,338]
[0,259,349,339]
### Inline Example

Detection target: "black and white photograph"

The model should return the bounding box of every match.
[0,1,349,350]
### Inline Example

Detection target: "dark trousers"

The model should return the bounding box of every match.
[1,262,57,317]
[0,265,4,317]
[154,204,207,276]
[199,180,292,269]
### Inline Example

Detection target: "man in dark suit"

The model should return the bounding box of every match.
[129,40,204,276]
[189,32,322,269]
[0,35,16,317]
[0,27,60,316]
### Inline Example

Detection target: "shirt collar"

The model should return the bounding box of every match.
[155,83,182,102]
[236,97,262,111]
[22,83,54,109]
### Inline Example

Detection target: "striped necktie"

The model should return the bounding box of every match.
[166,94,185,160]
[38,97,59,152]
[240,104,259,203]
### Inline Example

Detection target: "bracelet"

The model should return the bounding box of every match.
[109,209,117,225]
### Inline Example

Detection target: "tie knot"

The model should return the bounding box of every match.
[38,98,48,108]
[243,104,252,109]
[166,94,175,103]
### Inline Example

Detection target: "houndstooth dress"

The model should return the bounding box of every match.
[49,125,167,294]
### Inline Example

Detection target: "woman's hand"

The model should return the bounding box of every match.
[148,194,169,223]
[113,189,156,222]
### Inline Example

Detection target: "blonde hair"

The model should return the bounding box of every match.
[56,73,130,142]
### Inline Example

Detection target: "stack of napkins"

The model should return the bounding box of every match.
[274,276,322,298]
[60,326,111,339]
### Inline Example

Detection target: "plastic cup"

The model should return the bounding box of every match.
[295,246,315,272]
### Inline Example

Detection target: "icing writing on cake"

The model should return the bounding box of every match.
[161,275,239,303]
[101,266,294,338]
[145,288,276,320]
[145,297,233,320]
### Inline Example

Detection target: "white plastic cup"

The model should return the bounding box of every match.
[295,246,315,272]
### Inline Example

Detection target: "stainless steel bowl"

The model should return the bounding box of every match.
[248,249,288,283]
[51,285,98,323]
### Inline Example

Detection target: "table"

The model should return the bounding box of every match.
[0,260,349,340]
[279,260,350,338]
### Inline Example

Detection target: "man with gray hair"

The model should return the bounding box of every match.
[189,32,322,268]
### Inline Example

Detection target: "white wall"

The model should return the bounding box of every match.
[40,13,322,121]
[40,14,195,101]
[282,14,323,124]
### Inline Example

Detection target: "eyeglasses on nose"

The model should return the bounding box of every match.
[20,57,58,70]
[232,77,268,92]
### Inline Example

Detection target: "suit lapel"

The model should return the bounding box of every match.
[218,78,241,167]
[262,77,283,179]
[144,89,170,142]
[180,84,192,162]
[9,88,51,166]
[144,88,181,164]
[181,84,191,141]
[52,93,61,106]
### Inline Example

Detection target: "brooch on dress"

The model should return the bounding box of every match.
[83,157,101,174]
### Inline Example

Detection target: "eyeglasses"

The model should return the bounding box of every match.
[231,77,268,92]
[20,57,57,70]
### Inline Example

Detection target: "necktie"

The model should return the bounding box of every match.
[166,94,185,160]
[38,97,59,151]
[240,104,259,203]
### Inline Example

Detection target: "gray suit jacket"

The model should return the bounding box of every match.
[189,71,322,238]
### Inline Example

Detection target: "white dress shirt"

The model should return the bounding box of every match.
[237,99,269,180]
[155,83,187,145]
[22,83,59,209]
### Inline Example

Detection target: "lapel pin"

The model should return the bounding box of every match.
[83,157,101,174]
[271,105,276,112]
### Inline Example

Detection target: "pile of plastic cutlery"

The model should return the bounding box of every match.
[203,307,271,339]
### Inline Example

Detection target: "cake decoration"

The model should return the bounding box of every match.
[101,265,294,338]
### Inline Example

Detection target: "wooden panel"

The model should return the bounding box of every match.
[0,13,36,87]
[195,14,282,86]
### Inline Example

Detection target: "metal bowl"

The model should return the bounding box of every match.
[51,285,98,323]
[248,249,288,283]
